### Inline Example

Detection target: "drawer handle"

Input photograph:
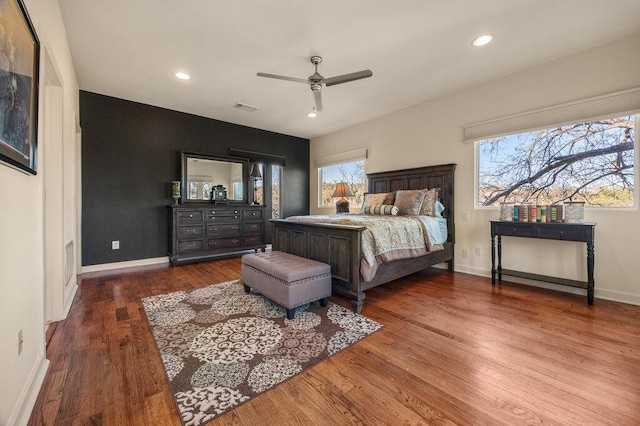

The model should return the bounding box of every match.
[558,231,564,237]
[234,210,239,214]
[251,212,256,216]
[189,214,193,218]
[510,228,516,234]
[234,216,238,219]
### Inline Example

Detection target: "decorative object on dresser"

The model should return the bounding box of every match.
[169,205,265,264]
[171,181,181,205]
[211,184,228,204]
[332,182,353,213]
[249,163,262,205]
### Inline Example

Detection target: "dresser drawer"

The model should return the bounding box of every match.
[244,235,264,246]
[493,222,536,237]
[177,209,204,224]
[206,208,240,217]
[207,237,241,250]
[538,225,588,241]
[244,221,263,234]
[206,208,240,222]
[177,224,205,239]
[243,208,263,221]
[177,239,204,253]
[207,223,241,237]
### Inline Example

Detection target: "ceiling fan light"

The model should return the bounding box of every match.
[472,34,494,47]
[307,110,317,118]
[174,72,190,80]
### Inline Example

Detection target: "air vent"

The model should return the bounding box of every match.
[233,103,259,112]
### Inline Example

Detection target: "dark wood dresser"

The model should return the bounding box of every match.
[169,204,266,264]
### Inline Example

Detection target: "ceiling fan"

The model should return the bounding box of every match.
[257,56,373,115]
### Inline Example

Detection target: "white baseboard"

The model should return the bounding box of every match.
[10,354,50,426]
[454,265,640,306]
[81,256,170,274]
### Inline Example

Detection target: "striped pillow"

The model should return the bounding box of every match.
[363,204,399,215]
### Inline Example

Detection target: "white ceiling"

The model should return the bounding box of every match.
[58,0,640,140]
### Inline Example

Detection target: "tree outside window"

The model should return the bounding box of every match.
[478,114,636,207]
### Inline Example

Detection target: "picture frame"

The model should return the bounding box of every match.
[0,0,40,175]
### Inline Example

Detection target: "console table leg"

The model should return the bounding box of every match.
[587,242,595,305]
[497,235,502,281]
[491,235,496,285]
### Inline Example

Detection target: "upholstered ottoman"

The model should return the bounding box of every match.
[241,251,331,319]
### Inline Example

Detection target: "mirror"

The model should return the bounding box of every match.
[181,152,248,203]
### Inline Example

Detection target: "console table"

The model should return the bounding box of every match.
[490,220,596,304]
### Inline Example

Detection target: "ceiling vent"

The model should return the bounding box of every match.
[233,103,259,112]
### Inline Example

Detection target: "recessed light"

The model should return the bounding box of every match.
[307,111,317,118]
[472,34,494,47]
[174,72,190,80]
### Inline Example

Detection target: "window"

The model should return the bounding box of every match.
[272,165,281,218]
[318,160,365,208]
[477,114,636,207]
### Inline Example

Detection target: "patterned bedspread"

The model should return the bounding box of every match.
[285,214,444,281]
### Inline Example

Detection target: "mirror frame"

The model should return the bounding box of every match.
[181,151,249,204]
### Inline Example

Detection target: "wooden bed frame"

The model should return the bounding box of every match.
[271,163,456,313]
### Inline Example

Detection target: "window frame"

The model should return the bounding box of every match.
[474,112,639,210]
[317,159,366,209]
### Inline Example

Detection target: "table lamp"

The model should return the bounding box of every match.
[332,182,353,213]
[250,163,262,205]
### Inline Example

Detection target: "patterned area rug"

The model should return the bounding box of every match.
[142,280,383,426]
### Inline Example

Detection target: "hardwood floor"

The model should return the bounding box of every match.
[29,258,640,425]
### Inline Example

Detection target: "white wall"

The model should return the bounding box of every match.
[310,33,640,305]
[0,0,79,424]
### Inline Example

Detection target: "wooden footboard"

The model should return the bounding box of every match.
[271,219,454,313]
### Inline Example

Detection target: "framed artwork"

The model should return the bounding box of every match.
[0,0,40,175]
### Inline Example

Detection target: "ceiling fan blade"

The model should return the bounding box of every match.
[256,72,308,84]
[313,90,323,112]
[324,70,373,87]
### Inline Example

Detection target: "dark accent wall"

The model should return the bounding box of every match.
[80,91,309,266]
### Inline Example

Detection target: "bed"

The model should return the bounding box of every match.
[271,163,456,313]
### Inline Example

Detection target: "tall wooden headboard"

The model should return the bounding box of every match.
[367,163,456,243]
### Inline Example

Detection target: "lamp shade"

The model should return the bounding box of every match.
[249,163,262,179]
[331,182,353,198]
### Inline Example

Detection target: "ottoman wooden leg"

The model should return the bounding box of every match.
[320,297,328,307]
[243,284,250,293]
[286,308,295,320]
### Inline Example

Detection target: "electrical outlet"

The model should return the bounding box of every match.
[462,249,469,258]
[18,329,23,355]
[112,240,120,250]
[462,211,469,221]
[475,246,482,256]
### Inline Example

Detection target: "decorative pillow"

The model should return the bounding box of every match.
[419,188,441,216]
[361,193,392,212]
[363,204,399,215]
[434,200,446,218]
[394,190,426,215]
